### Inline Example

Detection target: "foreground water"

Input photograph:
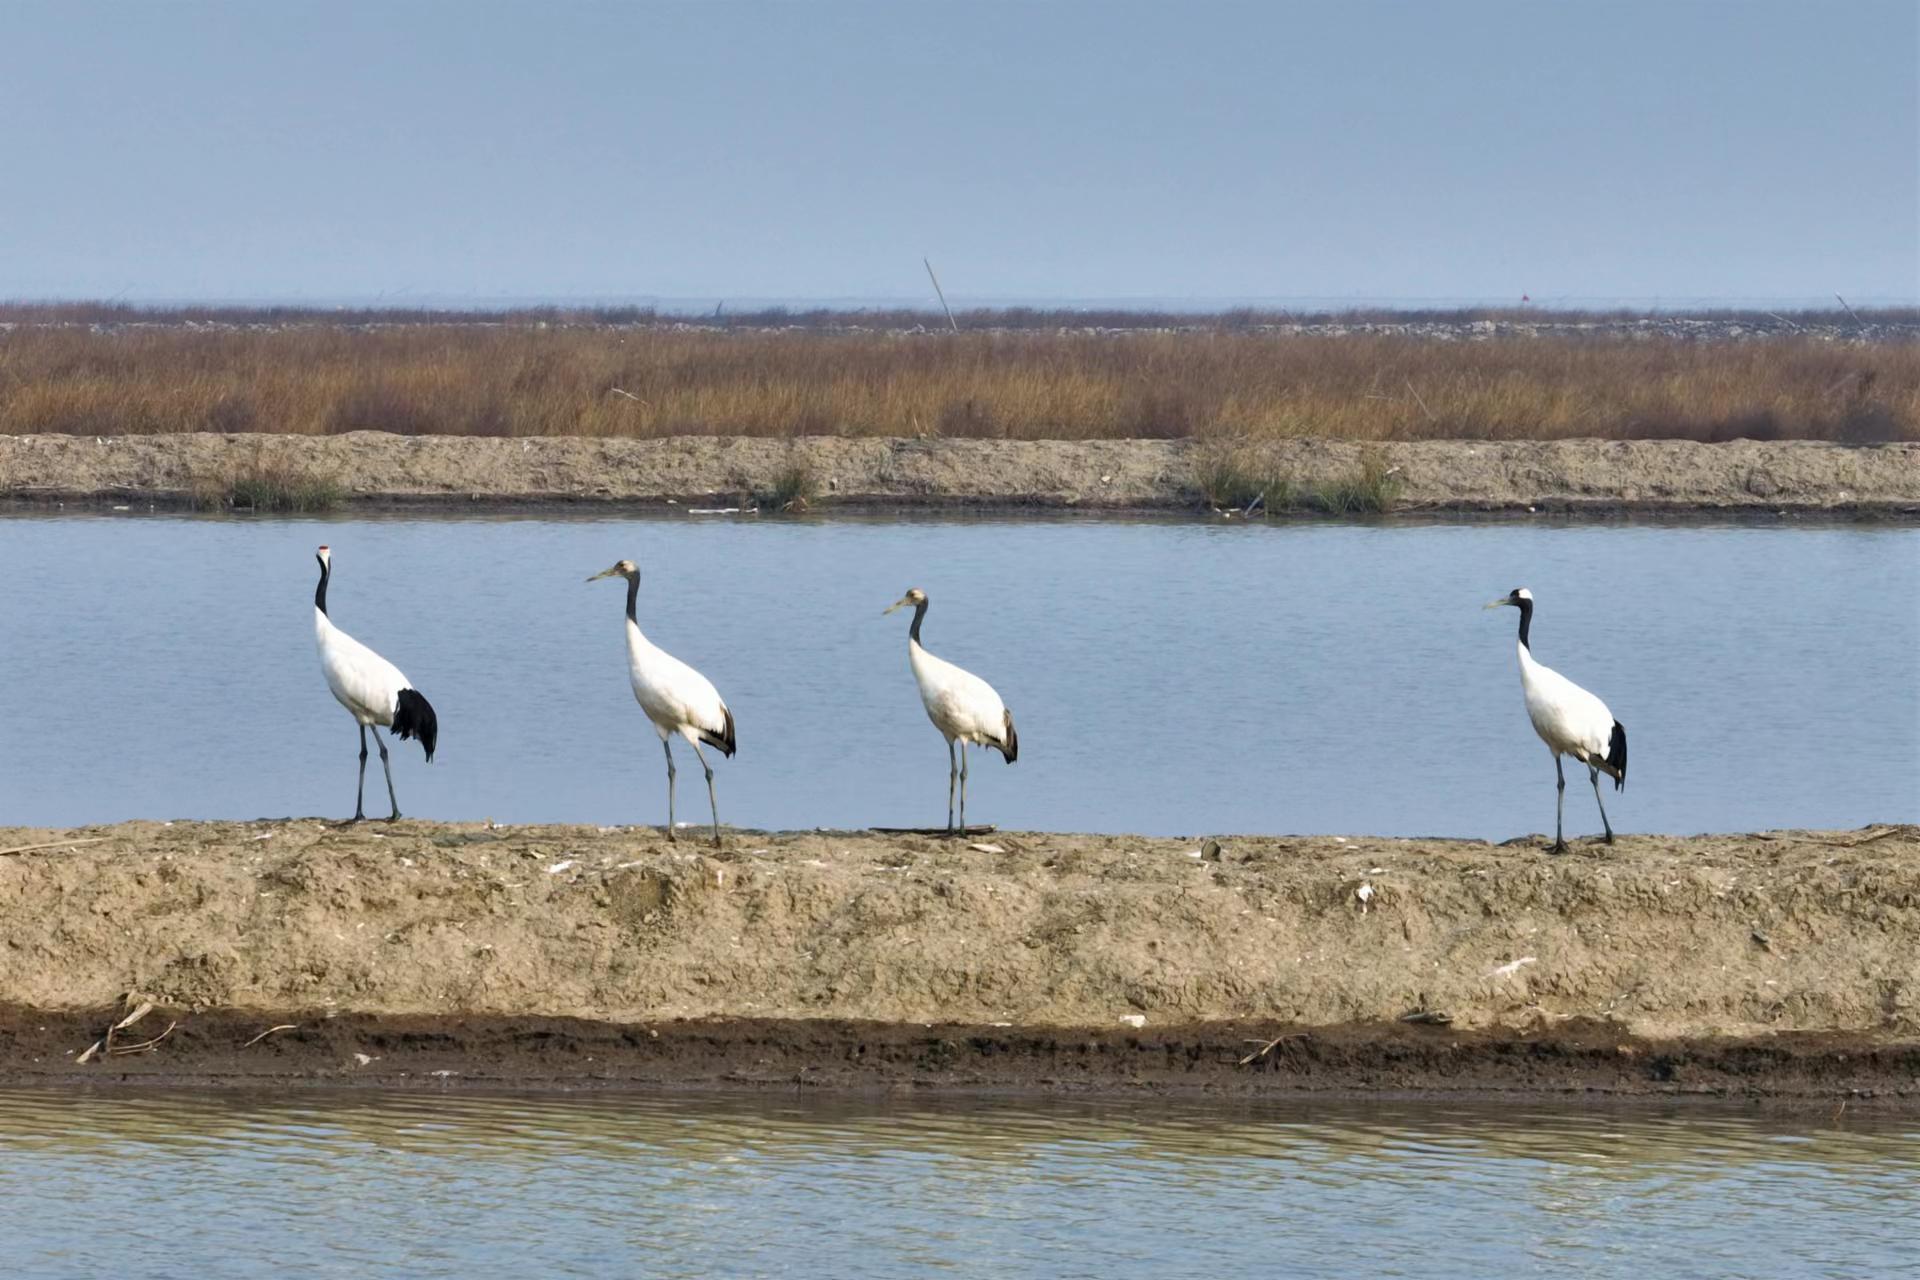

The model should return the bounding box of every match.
[0,1088,1913,1278]
[0,512,1914,835]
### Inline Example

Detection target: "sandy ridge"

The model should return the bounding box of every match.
[2,821,1914,1041]
[3,433,1917,514]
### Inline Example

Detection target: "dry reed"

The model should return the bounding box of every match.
[1,320,1913,442]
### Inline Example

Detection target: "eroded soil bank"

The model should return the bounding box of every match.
[4,433,1917,515]
[1,821,1915,1099]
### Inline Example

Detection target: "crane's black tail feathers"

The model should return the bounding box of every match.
[997,710,1019,764]
[1606,721,1627,791]
[392,688,438,762]
[700,705,737,758]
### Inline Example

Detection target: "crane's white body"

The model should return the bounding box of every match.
[625,619,731,750]
[909,639,1012,750]
[316,609,414,728]
[1518,641,1620,779]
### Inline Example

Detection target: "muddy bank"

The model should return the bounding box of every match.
[4,433,1917,515]
[5,1009,1916,1102]
[1,821,1915,1097]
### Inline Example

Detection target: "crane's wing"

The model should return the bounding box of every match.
[632,643,731,743]
[912,646,1011,743]
[318,624,411,720]
[1525,661,1616,761]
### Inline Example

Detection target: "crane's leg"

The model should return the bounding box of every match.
[376,728,401,821]
[946,739,958,833]
[352,723,369,822]
[1589,764,1614,845]
[661,738,677,842]
[1551,754,1567,855]
[959,742,970,833]
[691,740,721,847]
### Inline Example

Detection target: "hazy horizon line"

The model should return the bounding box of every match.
[8,292,1918,314]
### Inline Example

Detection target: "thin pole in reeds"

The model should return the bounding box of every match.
[1835,294,1866,331]
[924,257,959,331]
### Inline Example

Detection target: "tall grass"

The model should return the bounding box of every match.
[1193,443,1293,510]
[1,323,1913,442]
[191,451,343,513]
[763,457,820,513]
[1306,450,1404,515]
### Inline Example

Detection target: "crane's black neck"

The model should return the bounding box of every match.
[1514,597,1533,650]
[315,556,330,616]
[908,597,927,644]
[625,572,640,624]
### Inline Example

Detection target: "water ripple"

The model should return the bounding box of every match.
[0,1089,1915,1278]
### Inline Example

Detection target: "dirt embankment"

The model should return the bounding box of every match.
[1,821,1915,1099]
[3,433,1917,515]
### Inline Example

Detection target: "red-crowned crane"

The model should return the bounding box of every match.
[883,588,1018,833]
[1486,587,1627,853]
[313,545,437,822]
[588,559,735,846]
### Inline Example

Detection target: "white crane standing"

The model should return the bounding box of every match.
[1485,587,1627,853]
[588,559,735,846]
[883,588,1018,833]
[313,545,438,822]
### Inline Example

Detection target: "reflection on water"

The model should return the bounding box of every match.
[0,1088,1915,1277]
[0,512,1915,835]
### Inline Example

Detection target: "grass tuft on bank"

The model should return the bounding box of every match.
[192,454,344,513]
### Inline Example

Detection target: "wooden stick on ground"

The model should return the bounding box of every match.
[0,837,109,858]
[1239,1033,1308,1067]
[107,1021,177,1056]
[111,1001,156,1033]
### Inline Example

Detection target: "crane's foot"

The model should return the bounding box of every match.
[1601,831,1615,845]
[1548,839,1569,855]
[385,813,401,823]
[665,827,678,843]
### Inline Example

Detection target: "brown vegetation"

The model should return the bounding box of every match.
[188,444,344,513]
[1,314,1915,442]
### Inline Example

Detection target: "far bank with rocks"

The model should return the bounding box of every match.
[2,433,1916,516]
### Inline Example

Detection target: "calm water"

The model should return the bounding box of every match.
[0,512,1914,836]
[0,1088,1914,1278]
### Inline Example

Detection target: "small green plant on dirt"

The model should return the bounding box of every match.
[193,455,344,514]
[763,458,820,513]
[1306,448,1402,515]
[1193,443,1293,514]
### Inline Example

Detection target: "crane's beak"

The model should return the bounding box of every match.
[883,596,912,616]
[586,566,621,583]
[1483,598,1514,610]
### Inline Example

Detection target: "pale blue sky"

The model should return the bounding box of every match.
[2,1,1914,306]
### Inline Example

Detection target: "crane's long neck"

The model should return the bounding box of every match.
[1514,597,1533,651]
[622,572,654,649]
[315,559,330,616]
[908,598,927,645]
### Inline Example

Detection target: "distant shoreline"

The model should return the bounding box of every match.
[3,433,1917,518]
[4,300,1917,330]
